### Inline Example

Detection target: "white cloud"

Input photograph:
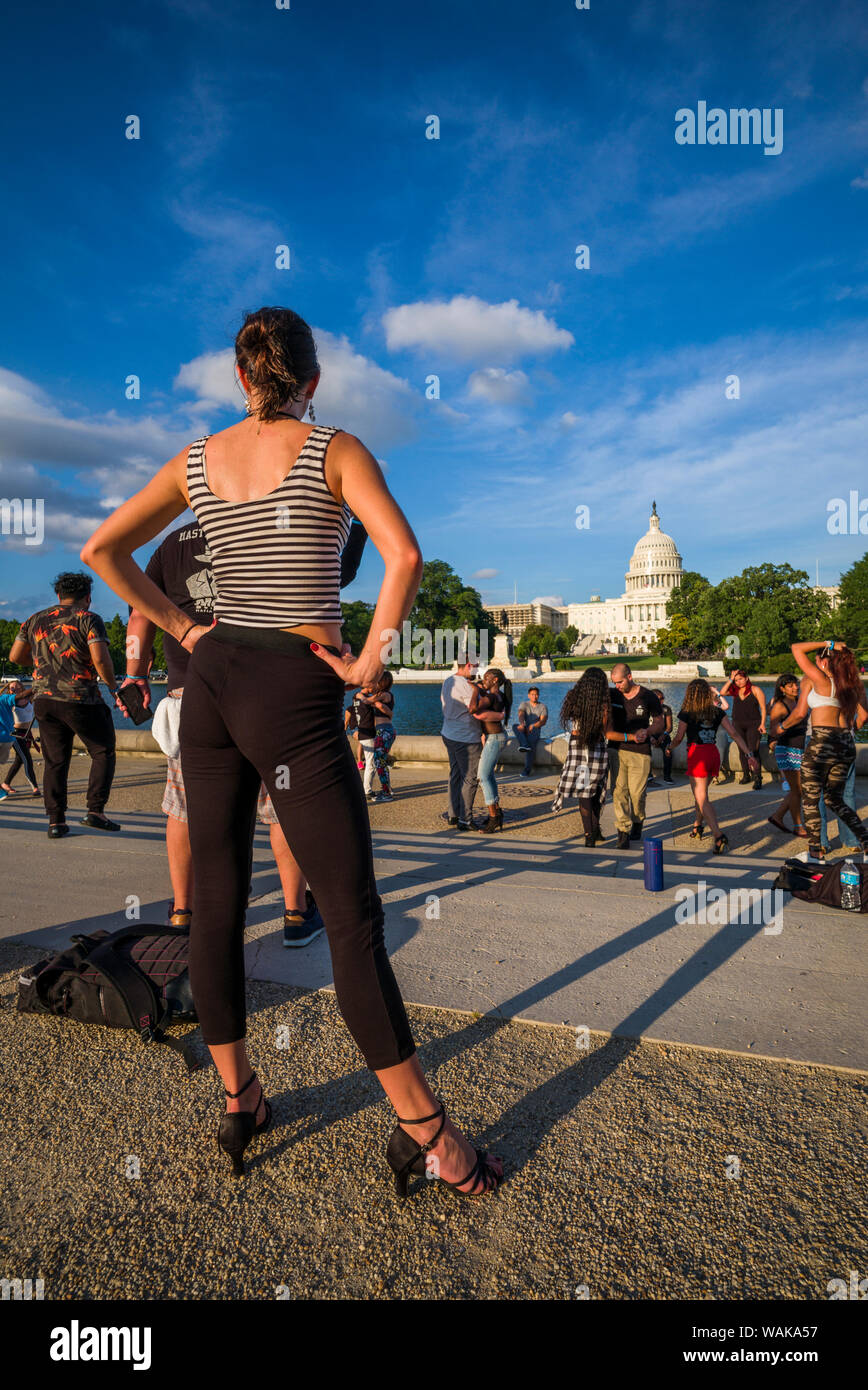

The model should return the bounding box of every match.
[850,167,868,189]
[472,567,499,579]
[382,295,574,363]
[532,595,566,607]
[175,331,419,450]
[467,367,530,405]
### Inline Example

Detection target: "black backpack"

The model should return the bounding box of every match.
[773,857,868,912]
[16,925,201,1066]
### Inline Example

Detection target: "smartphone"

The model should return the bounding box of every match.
[116,683,152,726]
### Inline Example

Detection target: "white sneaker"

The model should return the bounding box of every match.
[794,850,825,864]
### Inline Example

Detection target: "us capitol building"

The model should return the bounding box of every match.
[486,503,684,655]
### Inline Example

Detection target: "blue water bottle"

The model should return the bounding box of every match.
[643,836,664,892]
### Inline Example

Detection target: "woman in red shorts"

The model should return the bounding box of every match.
[671,679,760,854]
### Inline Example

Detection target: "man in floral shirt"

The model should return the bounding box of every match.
[10,572,120,838]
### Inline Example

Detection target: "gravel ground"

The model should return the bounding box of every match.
[1,938,865,1301]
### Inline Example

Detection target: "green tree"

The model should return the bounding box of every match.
[837,552,868,650]
[666,571,711,622]
[151,629,166,674]
[407,560,496,658]
[515,623,558,660]
[650,614,692,660]
[0,618,26,676]
[105,614,127,675]
[341,600,375,655]
[557,624,579,654]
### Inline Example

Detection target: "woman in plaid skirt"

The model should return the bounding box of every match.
[552,667,611,846]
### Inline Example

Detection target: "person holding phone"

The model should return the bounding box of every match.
[8,573,120,837]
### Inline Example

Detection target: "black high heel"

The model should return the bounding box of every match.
[386,1103,503,1200]
[217,1071,272,1178]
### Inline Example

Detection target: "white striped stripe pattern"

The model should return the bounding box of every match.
[186,425,353,627]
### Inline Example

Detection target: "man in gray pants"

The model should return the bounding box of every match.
[440,656,483,830]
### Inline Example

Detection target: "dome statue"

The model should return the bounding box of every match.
[624,504,683,595]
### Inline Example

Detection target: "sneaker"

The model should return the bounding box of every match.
[0,789,7,803]
[375,789,394,802]
[646,777,660,788]
[794,850,825,864]
[440,812,458,826]
[617,831,632,849]
[48,822,70,838]
[519,770,531,778]
[457,819,482,832]
[81,813,121,832]
[283,891,325,948]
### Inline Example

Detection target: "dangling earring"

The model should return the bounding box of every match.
[308,397,316,423]
[245,398,253,417]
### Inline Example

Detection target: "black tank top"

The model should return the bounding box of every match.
[732,689,761,726]
[775,696,807,749]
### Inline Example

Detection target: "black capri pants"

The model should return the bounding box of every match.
[180,623,416,1071]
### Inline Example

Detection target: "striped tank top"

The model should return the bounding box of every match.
[186,424,352,628]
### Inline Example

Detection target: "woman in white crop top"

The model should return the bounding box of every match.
[81,306,503,1198]
[781,641,868,861]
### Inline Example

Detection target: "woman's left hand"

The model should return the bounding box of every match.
[310,641,383,689]
[180,624,212,654]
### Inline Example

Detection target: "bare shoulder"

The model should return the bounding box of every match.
[327,430,380,468]
[324,430,385,502]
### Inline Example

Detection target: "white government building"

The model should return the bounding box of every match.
[486,503,684,655]
[565,502,684,653]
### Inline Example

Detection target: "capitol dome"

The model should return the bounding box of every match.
[624,502,683,595]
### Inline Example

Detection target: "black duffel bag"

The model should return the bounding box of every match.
[17,925,199,1061]
[773,857,868,911]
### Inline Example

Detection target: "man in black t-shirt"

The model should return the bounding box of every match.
[123,520,368,945]
[606,663,664,848]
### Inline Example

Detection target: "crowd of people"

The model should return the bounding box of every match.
[2,304,866,1197]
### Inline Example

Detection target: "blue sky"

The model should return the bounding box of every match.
[2,0,867,625]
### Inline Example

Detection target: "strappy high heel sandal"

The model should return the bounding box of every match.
[713,833,729,854]
[217,1071,272,1178]
[689,821,704,840]
[386,1103,503,1201]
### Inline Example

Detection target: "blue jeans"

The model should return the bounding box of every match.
[514,723,541,774]
[479,732,506,804]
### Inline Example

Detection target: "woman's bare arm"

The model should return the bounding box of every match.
[779,678,810,731]
[318,433,422,685]
[80,451,202,647]
[791,641,831,687]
